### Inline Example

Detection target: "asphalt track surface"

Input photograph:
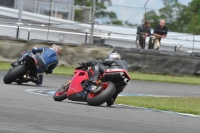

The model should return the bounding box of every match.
[1,70,200,133]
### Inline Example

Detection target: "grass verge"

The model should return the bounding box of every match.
[1,62,200,85]
[115,96,200,115]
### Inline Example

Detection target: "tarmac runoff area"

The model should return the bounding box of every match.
[1,71,200,133]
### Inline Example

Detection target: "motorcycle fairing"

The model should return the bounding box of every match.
[103,69,130,80]
[67,69,89,97]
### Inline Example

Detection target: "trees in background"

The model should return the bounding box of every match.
[75,0,122,25]
[74,0,135,27]
[185,0,200,34]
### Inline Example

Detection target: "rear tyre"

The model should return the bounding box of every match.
[86,81,116,106]
[53,84,69,101]
[3,65,27,84]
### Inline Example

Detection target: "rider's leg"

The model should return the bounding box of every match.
[36,68,44,86]
[98,62,107,74]
[106,86,126,106]
[112,86,125,101]
[88,61,100,84]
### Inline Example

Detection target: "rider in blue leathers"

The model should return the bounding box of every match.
[32,44,61,86]
[12,44,61,86]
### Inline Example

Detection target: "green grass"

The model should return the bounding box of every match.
[53,66,74,76]
[116,96,200,115]
[1,61,200,85]
[129,72,200,85]
[0,62,11,70]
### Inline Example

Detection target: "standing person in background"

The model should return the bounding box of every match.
[136,20,151,49]
[153,19,168,50]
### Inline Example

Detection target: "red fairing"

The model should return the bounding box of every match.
[67,69,89,97]
[31,56,38,66]
[103,69,131,80]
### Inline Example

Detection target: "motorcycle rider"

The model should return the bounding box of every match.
[11,44,60,86]
[84,51,128,106]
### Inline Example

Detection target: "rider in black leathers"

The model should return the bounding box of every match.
[85,51,128,106]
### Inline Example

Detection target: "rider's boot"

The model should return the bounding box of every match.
[36,73,43,86]
[106,98,114,106]
[106,86,126,106]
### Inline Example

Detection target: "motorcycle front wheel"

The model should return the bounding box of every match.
[53,82,70,101]
[3,65,27,84]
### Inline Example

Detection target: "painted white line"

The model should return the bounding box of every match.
[116,104,200,118]
[118,93,180,97]
[25,90,49,96]
[25,89,55,97]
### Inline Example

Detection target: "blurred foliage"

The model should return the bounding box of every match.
[75,0,135,26]
[144,0,200,34]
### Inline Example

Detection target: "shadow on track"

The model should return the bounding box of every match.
[56,100,119,108]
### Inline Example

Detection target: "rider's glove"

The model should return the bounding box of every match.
[81,62,87,67]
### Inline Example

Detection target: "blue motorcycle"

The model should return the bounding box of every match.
[4,51,39,85]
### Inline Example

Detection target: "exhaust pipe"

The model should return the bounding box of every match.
[119,72,125,79]
[103,72,126,81]
[116,78,130,87]
[124,78,130,85]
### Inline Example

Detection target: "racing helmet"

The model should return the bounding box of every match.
[50,44,61,55]
[108,51,121,60]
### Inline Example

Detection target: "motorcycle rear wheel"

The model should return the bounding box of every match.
[3,65,27,84]
[86,81,116,106]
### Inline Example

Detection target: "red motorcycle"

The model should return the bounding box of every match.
[53,63,130,106]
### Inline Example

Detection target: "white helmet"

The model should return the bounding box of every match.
[108,51,121,60]
[50,44,61,55]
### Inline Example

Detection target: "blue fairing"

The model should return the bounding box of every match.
[21,51,32,58]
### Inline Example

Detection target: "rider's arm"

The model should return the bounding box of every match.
[84,60,101,66]
[85,60,94,66]
[121,60,128,72]
[32,47,44,54]
[102,58,114,66]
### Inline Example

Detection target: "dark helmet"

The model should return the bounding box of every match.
[108,51,121,60]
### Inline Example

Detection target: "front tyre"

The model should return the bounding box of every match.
[53,83,70,101]
[3,65,27,84]
[86,81,116,106]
